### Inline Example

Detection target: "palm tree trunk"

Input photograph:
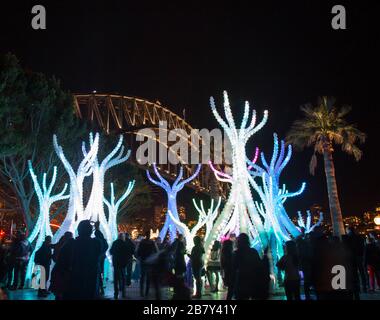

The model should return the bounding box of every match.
[323,148,345,237]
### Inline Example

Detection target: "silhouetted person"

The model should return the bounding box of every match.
[171,234,186,277]
[10,231,31,290]
[110,233,135,299]
[94,221,109,297]
[296,235,313,300]
[277,241,301,300]
[255,247,270,300]
[124,233,136,286]
[49,232,73,300]
[34,236,53,297]
[190,236,204,299]
[346,226,368,293]
[155,237,167,251]
[221,239,234,300]
[145,246,172,300]
[207,240,221,292]
[231,233,262,300]
[364,237,380,292]
[136,231,157,297]
[59,220,102,300]
[52,232,73,263]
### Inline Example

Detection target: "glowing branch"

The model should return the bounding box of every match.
[104,180,135,242]
[297,210,324,233]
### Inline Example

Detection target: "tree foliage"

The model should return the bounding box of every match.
[0,53,85,231]
[286,96,366,175]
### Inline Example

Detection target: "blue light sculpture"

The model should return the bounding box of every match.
[146,163,201,242]
[248,133,305,283]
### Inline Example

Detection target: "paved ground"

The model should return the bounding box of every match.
[3,281,380,300]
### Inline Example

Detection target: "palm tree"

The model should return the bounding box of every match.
[286,97,366,237]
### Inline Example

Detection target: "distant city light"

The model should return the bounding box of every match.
[374,215,380,226]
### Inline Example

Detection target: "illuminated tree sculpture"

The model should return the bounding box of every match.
[82,133,131,246]
[192,197,221,240]
[26,162,69,282]
[103,180,135,242]
[297,210,324,233]
[146,163,201,242]
[204,91,269,263]
[168,197,221,252]
[247,133,305,280]
[53,133,99,242]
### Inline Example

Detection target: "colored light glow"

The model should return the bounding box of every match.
[374,216,380,226]
[247,133,306,285]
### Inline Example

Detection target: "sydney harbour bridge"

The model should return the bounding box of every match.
[73,93,229,199]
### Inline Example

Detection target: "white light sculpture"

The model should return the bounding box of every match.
[297,210,323,233]
[103,180,135,242]
[146,163,201,243]
[53,133,99,242]
[168,197,221,252]
[26,161,69,282]
[82,133,131,246]
[204,91,268,264]
[192,197,221,240]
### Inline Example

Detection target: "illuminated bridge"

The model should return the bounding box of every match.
[73,93,229,199]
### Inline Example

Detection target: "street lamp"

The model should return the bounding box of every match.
[374,215,380,226]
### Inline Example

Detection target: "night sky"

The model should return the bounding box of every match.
[0,1,378,218]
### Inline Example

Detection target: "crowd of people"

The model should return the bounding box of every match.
[0,221,380,301]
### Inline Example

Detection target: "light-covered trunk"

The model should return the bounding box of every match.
[323,148,345,237]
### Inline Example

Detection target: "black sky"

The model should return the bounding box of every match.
[0,0,378,218]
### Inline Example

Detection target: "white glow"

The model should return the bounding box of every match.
[26,162,69,283]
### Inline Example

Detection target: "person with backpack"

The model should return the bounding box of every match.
[207,240,221,293]
[34,236,53,297]
[10,231,32,290]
